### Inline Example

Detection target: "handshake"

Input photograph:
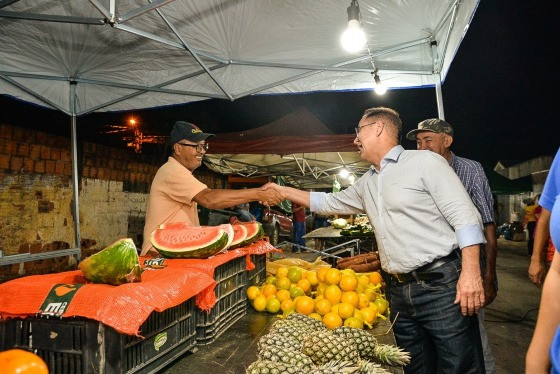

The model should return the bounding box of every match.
[257,182,285,206]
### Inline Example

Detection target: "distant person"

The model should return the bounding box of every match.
[524,195,539,256]
[291,201,306,253]
[234,202,256,222]
[526,147,560,372]
[264,107,485,373]
[408,118,498,373]
[141,121,282,256]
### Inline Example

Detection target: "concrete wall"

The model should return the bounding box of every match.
[0,124,226,283]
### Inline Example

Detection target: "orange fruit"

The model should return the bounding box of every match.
[276,277,292,291]
[262,284,277,297]
[315,298,332,316]
[344,316,364,329]
[266,298,281,313]
[358,275,370,287]
[323,312,343,330]
[266,275,278,285]
[307,271,319,287]
[368,302,379,314]
[276,266,289,278]
[374,298,389,315]
[369,271,383,285]
[331,303,340,315]
[246,286,261,301]
[324,284,342,305]
[295,296,315,315]
[266,294,277,300]
[281,299,295,313]
[315,283,327,297]
[297,278,311,294]
[317,267,329,283]
[253,295,267,312]
[353,309,364,321]
[309,313,323,322]
[338,302,355,319]
[341,291,359,308]
[287,267,302,283]
[275,289,291,302]
[325,268,342,285]
[358,293,370,309]
[361,307,377,327]
[289,286,304,299]
[339,273,358,292]
[300,270,308,279]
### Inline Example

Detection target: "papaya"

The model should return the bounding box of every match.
[79,238,143,285]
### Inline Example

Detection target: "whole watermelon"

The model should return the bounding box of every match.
[79,238,143,285]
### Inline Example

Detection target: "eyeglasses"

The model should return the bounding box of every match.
[177,142,209,152]
[355,121,378,136]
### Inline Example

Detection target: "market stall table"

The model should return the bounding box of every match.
[303,226,377,257]
[162,309,405,374]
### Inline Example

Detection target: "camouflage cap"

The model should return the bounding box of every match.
[406,118,454,140]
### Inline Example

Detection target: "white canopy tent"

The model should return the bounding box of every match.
[0,0,480,255]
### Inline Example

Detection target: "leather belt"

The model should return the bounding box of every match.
[391,249,459,284]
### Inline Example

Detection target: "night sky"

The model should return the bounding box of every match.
[1,0,558,171]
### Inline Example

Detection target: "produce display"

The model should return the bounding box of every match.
[79,238,143,285]
[234,221,265,248]
[246,313,410,373]
[247,264,390,330]
[337,252,381,272]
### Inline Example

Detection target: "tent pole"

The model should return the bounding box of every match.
[69,82,81,257]
[434,74,445,120]
[431,41,445,120]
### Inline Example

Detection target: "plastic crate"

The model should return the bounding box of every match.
[196,256,247,345]
[247,253,267,286]
[0,297,196,374]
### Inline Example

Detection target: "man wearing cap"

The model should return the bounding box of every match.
[141,121,283,256]
[407,118,498,373]
[263,107,486,372]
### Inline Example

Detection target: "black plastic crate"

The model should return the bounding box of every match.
[0,297,196,374]
[196,256,247,345]
[247,253,267,285]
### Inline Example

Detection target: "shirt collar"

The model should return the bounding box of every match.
[448,151,457,166]
[370,145,404,173]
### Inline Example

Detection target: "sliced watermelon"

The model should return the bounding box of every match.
[229,224,248,248]
[151,226,229,259]
[158,222,189,230]
[239,222,265,246]
[219,224,235,250]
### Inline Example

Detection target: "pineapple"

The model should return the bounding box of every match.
[268,324,308,344]
[308,360,360,373]
[373,344,411,366]
[333,326,410,366]
[286,312,326,331]
[258,333,301,351]
[356,359,392,374]
[333,327,378,361]
[302,330,359,366]
[245,360,301,374]
[258,345,314,370]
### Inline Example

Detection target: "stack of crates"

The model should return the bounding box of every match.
[0,297,197,374]
[195,255,247,345]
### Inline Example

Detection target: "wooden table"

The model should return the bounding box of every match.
[163,309,405,374]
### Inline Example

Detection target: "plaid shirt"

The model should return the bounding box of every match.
[449,152,495,272]
[449,153,495,224]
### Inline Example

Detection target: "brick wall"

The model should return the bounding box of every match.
[0,124,226,282]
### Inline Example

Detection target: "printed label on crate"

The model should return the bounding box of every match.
[154,332,168,351]
[39,283,85,317]
[143,257,167,269]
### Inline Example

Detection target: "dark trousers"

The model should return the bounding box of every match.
[527,221,536,256]
[390,257,485,373]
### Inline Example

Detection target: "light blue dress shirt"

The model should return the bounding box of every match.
[310,146,484,273]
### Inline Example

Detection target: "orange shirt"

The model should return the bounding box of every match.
[141,157,208,255]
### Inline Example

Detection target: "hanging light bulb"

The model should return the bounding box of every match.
[373,72,387,95]
[339,168,350,178]
[341,0,366,53]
